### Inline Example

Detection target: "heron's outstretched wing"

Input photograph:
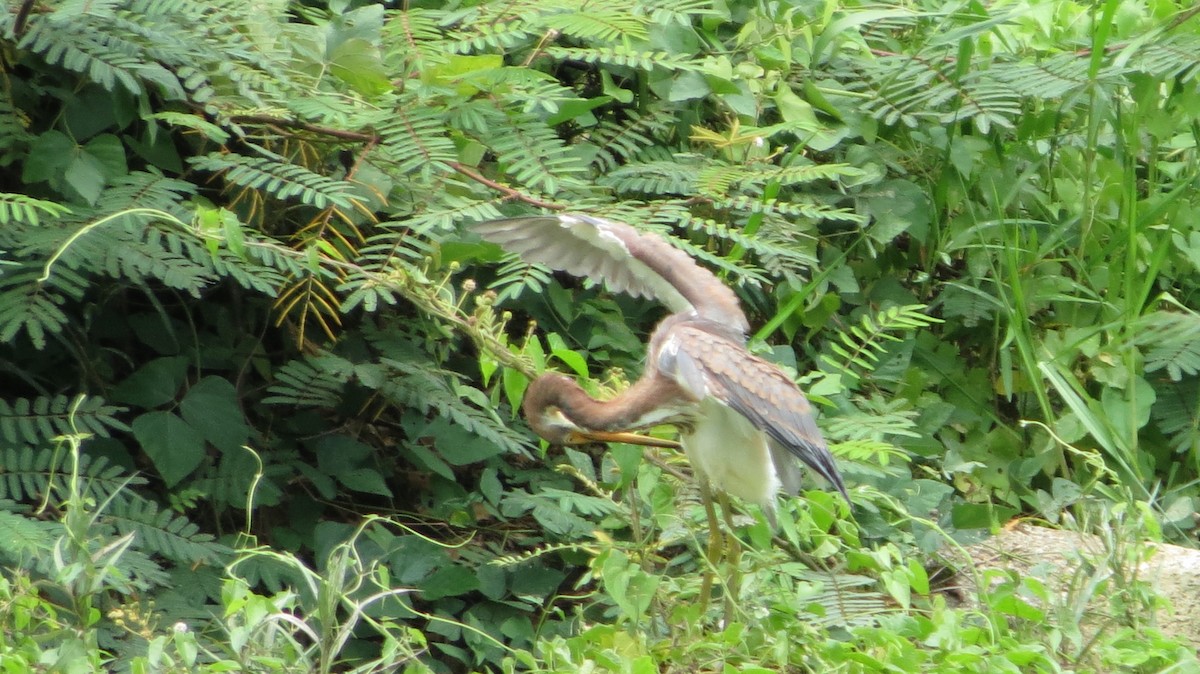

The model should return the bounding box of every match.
[657,323,848,500]
[473,214,749,333]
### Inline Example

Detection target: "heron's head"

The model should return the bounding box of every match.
[521,373,683,449]
[522,373,592,444]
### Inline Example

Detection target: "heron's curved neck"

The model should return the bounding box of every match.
[623,233,749,334]
[523,373,686,438]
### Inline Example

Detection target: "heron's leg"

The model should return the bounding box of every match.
[716,489,742,625]
[696,478,723,616]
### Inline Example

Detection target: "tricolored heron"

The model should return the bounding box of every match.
[475,213,848,617]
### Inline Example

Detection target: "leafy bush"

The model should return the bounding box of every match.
[2,0,1199,670]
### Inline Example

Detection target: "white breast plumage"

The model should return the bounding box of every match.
[682,398,780,510]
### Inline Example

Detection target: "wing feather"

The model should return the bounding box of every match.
[664,324,849,499]
[474,214,748,332]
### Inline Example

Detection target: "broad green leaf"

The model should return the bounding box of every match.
[476,563,506,600]
[221,208,246,257]
[456,139,487,168]
[948,135,990,178]
[180,376,250,452]
[479,467,503,505]
[906,557,929,595]
[423,54,504,91]
[313,435,372,474]
[434,420,503,465]
[111,357,188,408]
[666,71,709,101]
[629,657,657,674]
[600,70,633,103]
[903,479,955,515]
[776,86,844,152]
[951,502,996,529]
[420,564,479,600]
[64,153,107,204]
[545,97,611,126]
[312,520,357,562]
[127,125,186,171]
[407,443,455,481]
[608,443,642,490]
[1101,376,1156,447]
[22,131,74,183]
[862,179,929,242]
[509,565,567,598]
[296,462,337,499]
[329,38,391,96]
[523,336,547,372]
[992,592,1045,622]
[502,368,529,421]
[600,549,659,619]
[547,333,588,378]
[148,112,231,144]
[881,567,911,608]
[84,134,128,179]
[563,447,597,483]
[1050,477,1082,505]
[479,353,498,387]
[336,468,391,497]
[132,411,206,488]
[1163,495,1196,526]
[327,2,383,46]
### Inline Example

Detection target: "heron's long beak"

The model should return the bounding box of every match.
[567,430,681,449]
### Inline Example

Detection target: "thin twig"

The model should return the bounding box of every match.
[448,162,565,210]
[225,114,563,210]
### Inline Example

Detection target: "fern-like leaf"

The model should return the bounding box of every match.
[937,283,1000,328]
[824,398,921,443]
[821,304,943,380]
[264,355,354,407]
[500,489,598,537]
[0,266,81,349]
[709,195,865,224]
[488,256,556,306]
[376,356,531,456]
[860,55,1021,133]
[0,446,144,503]
[634,0,718,26]
[1122,33,1200,82]
[0,194,72,225]
[0,508,56,565]
[1152,378,1199,456]
[731,161,866,189]
[487,113,588,195]
[190,153,356,208]
[536,10,650,43]
[373,105,459,176]
[545,46,700,71]
[0,394,127,446]
[109,496,227,565]
[601,159,699,196]
[445,19,533,54]
[19,20,144,94]
[1134,311,1200,381]
[588,112,672,172]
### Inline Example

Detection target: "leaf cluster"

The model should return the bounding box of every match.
[3,0,1200,670]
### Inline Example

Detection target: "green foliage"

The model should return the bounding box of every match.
[0,193,72,224]
[0,445,137,505]
[0,395,125,446]
[820,304,943,383]
[190,153,357,209]
[3,0,1200,670]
